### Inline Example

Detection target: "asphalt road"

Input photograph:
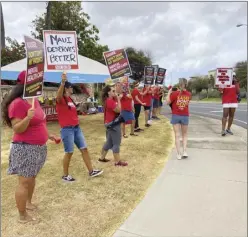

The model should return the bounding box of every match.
[190,102,247,129]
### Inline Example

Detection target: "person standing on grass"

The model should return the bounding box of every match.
[158,86,164,115]
[142,85,153,127]
[56,73,103,182]
[219,73,240,136]
[152,85,160,120]
[2,70,59,223]
[99,85,128,166]
[131,82,146,132]
[166,78,191,160]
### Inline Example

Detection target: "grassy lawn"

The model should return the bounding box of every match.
[1,113,173,237]
[194,97,247,103]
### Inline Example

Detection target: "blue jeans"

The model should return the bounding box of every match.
[171,115,189,125]
[60,125,87,153]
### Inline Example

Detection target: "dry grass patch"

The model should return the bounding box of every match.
[1,113,173,237]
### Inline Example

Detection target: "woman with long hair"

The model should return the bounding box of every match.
[166,78,191,160]
[2,71,59,223]
[56,73,103,182]
[219,73,240,136]
[98,85,128,166]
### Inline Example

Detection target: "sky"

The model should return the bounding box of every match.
[2,1,247,85]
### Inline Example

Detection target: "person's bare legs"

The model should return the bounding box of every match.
[173,124,181,159]
[144,110,149,125]
[16,176,37,223]
[80,148,93,173]
[113,153,121,162]
[222,108,229,135]
[227,108,236,130]
[26,177,37,210]
[100,148,108,160]
[131,120,135,134]
[181,125,188,157]
[63,153,73,176]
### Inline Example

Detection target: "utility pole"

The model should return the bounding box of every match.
[45,1,52,30]
[0,2,5,49]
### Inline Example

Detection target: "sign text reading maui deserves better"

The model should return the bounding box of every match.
[43,30,79,70]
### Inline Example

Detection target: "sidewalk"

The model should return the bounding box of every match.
[113,113,247,237]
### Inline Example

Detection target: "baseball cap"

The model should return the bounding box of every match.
[17,70,26,85]
[64,81,73,88]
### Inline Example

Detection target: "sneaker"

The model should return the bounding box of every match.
[182,152,188,158]
[89,169,103,177]
[177,154,182,160]
[221,130,227,136]
[226,129,233,135]
[62,175,75,182]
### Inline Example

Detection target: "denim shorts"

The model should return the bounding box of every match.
[60,125,87,153]
[171,115,189,125]
[153,99,159,108]
[121,110,135,122]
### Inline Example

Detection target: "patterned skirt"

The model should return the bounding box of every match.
[8,143,47,177]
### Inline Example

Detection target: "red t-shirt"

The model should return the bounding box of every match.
[121,94,133,111]
[56,97,79,128]
[222,84,239,104]
[104,98,118,123]
[170,90,191,116]
[8,98,48,145]
[131,88,142,104]
[142,88,152,106]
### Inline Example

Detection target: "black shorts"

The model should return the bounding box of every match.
[143,105,151,111]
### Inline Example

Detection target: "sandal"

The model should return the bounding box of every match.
[98,158,110,162]
[18,214,38,224]
[130,133,138,136]
[123,134,128,138]
[115,161,128,166]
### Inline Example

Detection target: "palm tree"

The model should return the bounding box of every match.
[0,2,5,49]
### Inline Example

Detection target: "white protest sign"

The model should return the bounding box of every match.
[43,30,79,70]
[215,68,233,87]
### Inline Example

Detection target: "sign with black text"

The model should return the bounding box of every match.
[23,35,44,98]
[144,66,155,85]
[43,30,79,70]
[155,68,166,85]
[103,48,132,80]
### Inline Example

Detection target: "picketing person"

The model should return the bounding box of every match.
[99,82,128,166]
[151,85,161,120]
[131,82,146,132]
[142,85,153,127]
[56,72,103,181]
[158,86,164,115]
[166,78,191,160]
[219,72,240,136]
[2,70,60,223]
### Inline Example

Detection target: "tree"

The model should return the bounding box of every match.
[31,1,109,63]
[1,37,26,67]
[235,61,247,89]
[125,47,153,81]
[0,2,5,49]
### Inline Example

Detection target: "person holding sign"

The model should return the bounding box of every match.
[99,85,128,166]
[219,73,240,136]
[56,73,103,181]
[142,85,153,127]
[166,78,191,160]
[2,71,59,223]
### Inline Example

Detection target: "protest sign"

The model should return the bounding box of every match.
[155,68,166,85]
[43,30,79,70]
[23,35,44,98]
[103,48,132,80]
[152,65,159,85]
[215,68,233,88]
[144,66,155,85]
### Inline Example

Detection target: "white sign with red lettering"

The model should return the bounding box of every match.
[215,68,233,87]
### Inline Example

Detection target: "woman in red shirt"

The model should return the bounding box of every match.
[99,85,128,166]
[219,74,240,136]
[142,85,153,127]
[2,71,58,223]
[166,78,191,160]
[56,73,103,182]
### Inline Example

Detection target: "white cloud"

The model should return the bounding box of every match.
[2,1,247,85]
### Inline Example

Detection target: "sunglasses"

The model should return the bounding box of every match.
[111,90,115,93]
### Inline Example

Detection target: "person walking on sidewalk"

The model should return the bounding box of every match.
[99,85,128,166]
[56,73,103,182]
[219,73,240,136]
[166,78,191,160]
[131,82,146,132]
